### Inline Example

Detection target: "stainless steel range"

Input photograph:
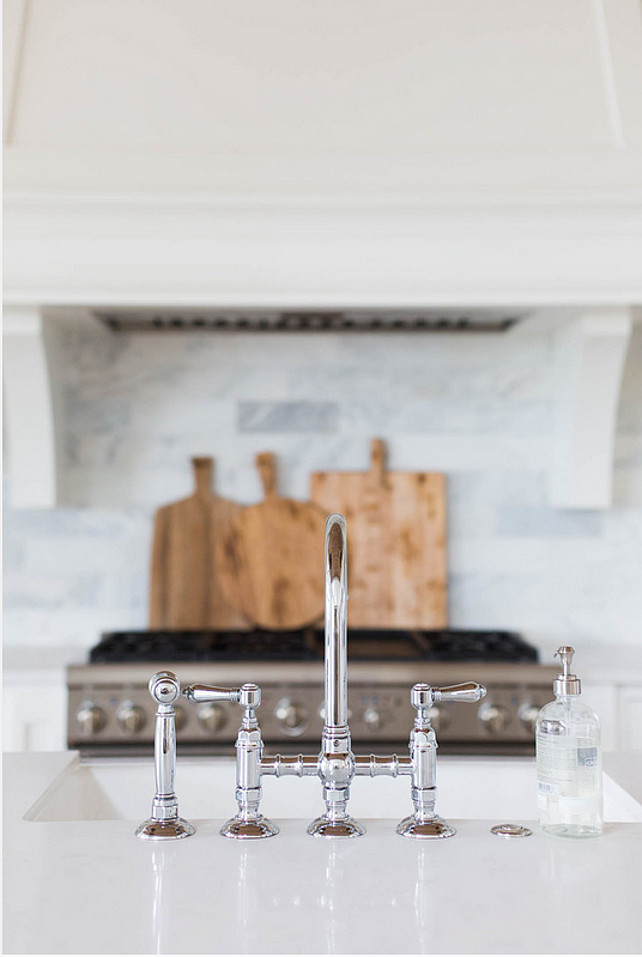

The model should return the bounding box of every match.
[67,628,556,756]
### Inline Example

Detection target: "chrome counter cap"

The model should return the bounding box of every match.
[490,824,533,838]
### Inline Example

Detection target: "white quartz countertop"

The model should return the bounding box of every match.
[4,751,642,955]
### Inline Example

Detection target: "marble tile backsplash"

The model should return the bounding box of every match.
[4,319,642,653]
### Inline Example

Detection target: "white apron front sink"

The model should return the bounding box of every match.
[24,754,642,825]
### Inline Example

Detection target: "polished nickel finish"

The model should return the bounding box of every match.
[491,823,533,838]
[140,514,488,841]
[396,680,486,840]
[136,672,195,841]
[308,515,364,838]
[220,683,279,840]
[183,681,279,840]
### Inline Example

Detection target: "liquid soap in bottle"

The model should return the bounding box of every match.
[535,646,603,838]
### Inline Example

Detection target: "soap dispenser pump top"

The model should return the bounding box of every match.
[553,646,581,697]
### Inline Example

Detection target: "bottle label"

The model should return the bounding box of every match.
[537,780,558,808]
[536,731,602,823]
[537,733,577,786]
[577,747,598,768]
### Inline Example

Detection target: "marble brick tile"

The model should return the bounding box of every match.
[375,434,551,471]
[237,401,339,432]
[340,399,552,434]
[3,321,642,652]
[3,571,102,609]
[495,506,604,538]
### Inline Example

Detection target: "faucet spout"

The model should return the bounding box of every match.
[308,513,365,838]
[325,515,348,729]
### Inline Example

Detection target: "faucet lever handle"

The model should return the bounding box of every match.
[434,682,487,704]
[410,681,486,715]
[182,683,242,705]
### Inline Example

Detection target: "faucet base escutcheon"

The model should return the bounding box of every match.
[220,816,280,840]
[136,818,196,841]
[396,814,456,840]
[307,816,366,839]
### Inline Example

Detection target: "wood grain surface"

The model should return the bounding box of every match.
[216,452,326,630]
[149,457,248,630]
[310,438,447,628]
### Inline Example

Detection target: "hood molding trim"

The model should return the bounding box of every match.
[4,191,642,306]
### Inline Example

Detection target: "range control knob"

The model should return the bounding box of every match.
[76,702,107,736]
[427,704,450,732]
[478,702,511,734]
[197,702,228,734]
[275,698,309,736]
[362,706,383,731]
[518,703,541,734]
[116,701,147,735]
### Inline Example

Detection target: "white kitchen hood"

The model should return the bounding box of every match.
[3,0,641,511]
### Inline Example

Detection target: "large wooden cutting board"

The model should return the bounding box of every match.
[149,457,248,630]
[216,452,326,630]
[310,439,447,628]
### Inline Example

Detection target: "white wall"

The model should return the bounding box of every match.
[3,319,642,656]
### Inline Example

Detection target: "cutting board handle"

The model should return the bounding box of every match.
[191,456,214,497]
[370,438,388,488]
[256,452,278,499]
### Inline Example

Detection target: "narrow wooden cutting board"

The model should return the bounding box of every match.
[216,452,326,630]
[149,457,248,630]
[310,438,447,628]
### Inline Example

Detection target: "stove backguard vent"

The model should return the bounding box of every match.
[93,307,524,334]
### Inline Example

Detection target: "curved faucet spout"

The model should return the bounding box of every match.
[325,514,348,730]
[308,513,364,837]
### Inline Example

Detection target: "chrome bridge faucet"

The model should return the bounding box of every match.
[137,514,486,841]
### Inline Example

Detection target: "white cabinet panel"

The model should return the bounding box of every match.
[619,686,642,751]
[3,674,67,752]
[583,682,619,752]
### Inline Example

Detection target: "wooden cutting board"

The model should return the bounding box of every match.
[310,438,447,628]
[149,457,248,630]
[216,452,326,630]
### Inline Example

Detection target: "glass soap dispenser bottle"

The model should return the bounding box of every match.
[535,646,603,838]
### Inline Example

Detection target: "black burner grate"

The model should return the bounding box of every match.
[89,629,319,663]
[89,628,537,664]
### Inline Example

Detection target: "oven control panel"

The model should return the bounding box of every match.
[67,667,556,754]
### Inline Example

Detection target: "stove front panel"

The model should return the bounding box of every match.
[67,661,557,755]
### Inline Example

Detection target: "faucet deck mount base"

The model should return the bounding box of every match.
[220,816,279,840]
[396,814,456,839]
[135,818,196,841]
[307,815,366,839]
